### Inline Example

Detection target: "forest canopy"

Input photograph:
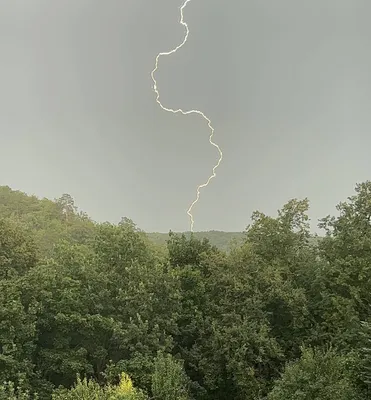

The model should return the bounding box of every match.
[1,182,371,399]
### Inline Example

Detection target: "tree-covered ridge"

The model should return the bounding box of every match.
[0,186,319,252]
[1,182,371,399]
[147,230,244,251]
[0,186,243,252]
[0,186,96,257]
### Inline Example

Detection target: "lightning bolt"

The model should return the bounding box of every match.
[150,0,223,232]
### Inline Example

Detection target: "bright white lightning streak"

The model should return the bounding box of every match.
[150,0,223,232]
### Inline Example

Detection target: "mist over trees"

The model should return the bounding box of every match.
[1,182,371,399]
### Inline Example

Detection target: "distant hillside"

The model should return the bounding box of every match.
[147,231,244,251]
[0,186,321,254]
[0,186,96,255]
[0,186,244,253]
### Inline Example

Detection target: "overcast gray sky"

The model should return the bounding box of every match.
[1,0,370,232]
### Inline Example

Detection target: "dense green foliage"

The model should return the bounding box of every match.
[1,182,371,399]
[147,231,244,252]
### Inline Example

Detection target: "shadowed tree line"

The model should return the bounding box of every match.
[1,182,371,399]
